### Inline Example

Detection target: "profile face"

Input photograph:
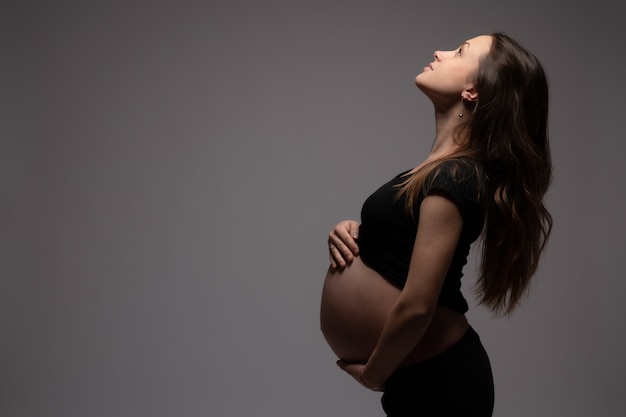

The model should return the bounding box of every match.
[415,35,493,105]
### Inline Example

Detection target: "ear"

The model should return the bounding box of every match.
[462,85,478,102]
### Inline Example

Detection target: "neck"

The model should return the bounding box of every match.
[429,102,468,157]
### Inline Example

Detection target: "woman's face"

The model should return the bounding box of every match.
[415,35,492,106]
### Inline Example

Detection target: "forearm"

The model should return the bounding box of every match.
[362,302,433,386]
[351,196,462,389]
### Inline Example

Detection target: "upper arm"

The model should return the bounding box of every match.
[397,192,464,314]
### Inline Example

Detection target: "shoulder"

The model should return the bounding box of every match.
[423,158,484,220]
[425,158,482,190]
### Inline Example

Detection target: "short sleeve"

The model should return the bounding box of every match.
[423,160,483,238]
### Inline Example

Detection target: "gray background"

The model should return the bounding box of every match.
[3,0,625,416]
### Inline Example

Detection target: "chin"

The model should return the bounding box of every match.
[414,79,428,93]
[415,71,429,87]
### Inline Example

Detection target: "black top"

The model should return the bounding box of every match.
[358,159,485,314]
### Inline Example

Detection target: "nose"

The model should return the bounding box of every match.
[434,50,453,61]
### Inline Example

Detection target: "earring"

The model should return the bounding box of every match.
[459,94,465,118]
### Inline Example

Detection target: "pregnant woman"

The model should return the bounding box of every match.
[320,33,552,416]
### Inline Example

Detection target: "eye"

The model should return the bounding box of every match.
[456,47,463,56]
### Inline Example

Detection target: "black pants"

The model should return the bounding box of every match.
[381,327,494,417]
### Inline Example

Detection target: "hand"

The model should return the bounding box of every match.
[328,220,360,269]
[336,360,385,392]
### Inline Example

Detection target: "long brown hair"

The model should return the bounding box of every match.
[398,33,553,315]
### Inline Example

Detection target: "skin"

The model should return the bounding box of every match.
[327,35,493,390]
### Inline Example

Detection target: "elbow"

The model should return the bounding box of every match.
[393,300,435,325]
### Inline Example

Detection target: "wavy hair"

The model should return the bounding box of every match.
[398,33,553,315]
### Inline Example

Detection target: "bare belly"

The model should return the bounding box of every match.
[320,256,468,365]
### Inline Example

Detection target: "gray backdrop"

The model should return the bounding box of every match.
[3,0,625,416]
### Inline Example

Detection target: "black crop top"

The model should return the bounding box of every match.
[358,159,485,314]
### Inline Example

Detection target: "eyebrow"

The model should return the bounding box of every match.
[462,41,470,51]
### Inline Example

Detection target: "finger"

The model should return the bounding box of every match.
[330,242,351,266]
[348,221,360,240]
[335,233,358,259]
[328,244,343,268]
[328,237,348,267]
[347,238,359,256]
[328,243,340,268]
[331,245,347,268]
[338,363,364,381]
[335,241,355,264]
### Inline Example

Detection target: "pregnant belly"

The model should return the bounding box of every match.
[320,256,401,363]
[320,256,469,365]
